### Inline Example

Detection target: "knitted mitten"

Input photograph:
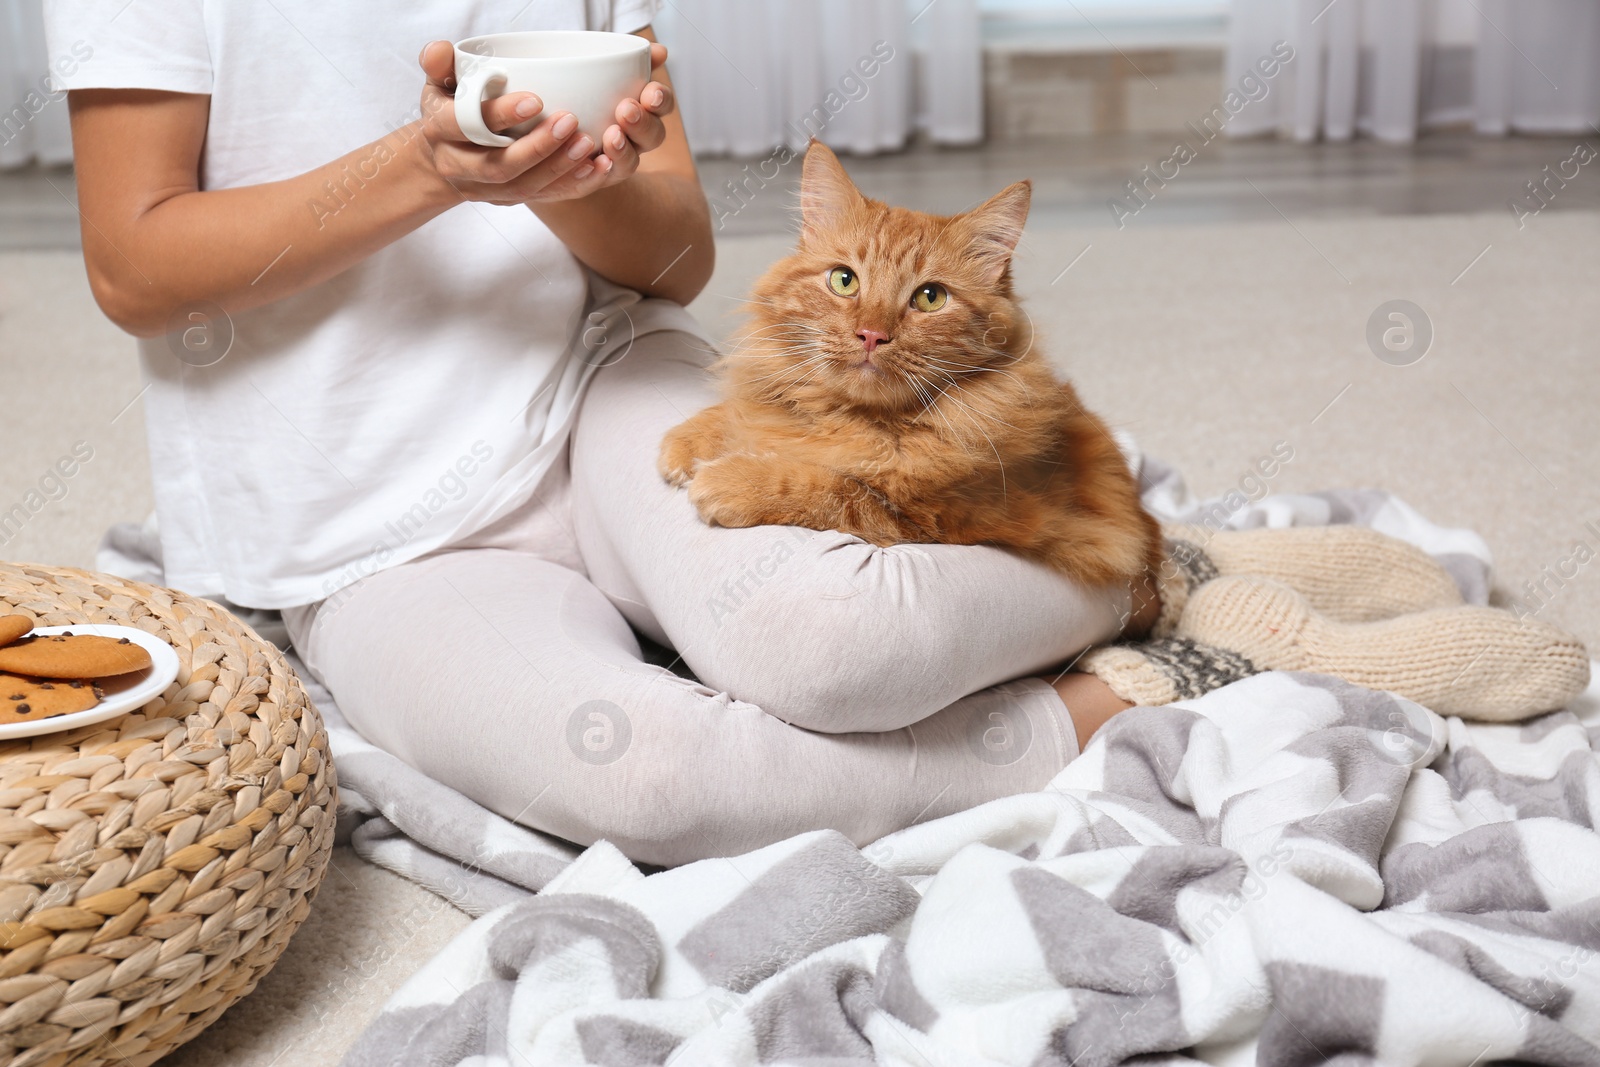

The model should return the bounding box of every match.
[1177,576,1590,721]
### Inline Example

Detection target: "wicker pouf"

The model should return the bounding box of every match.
[0,563,337,1067]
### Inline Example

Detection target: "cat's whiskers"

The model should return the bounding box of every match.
[701,290,798,314]
[905,373,938,414]
[722,324,827,355]
[977,343,1030,371]
[726,318,826,336]
[745,364,821,392]
[913,366,1018,499]
[722,342,825,365]
[730,337,822,359]
[920,367,1021,433]
[724,350,813,375]
[900,369,957,433]
[786,352,844,393]
[922,353,1025,388]
[907,380,953,436]
[733,336,820,359]
[921,372,1010,499]
[741,349,828,389]
[720,332,821,363]
[739,319,827,335]
[906,370,942,416]
[906,371,977,454]
[779,356,830,387]
[917,386,969,447]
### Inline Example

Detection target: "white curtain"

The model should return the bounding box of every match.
[0,0,71,167]
[654,0,982,156]
[1226,0,1600,142]
[0,0,981,165]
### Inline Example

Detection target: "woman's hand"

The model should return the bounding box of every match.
[416,39,677,206]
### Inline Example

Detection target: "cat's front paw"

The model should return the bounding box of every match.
[685,454,775,529]
[658,453,697,488]
[658,428,706,487]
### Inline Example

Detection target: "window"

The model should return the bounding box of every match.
[979,0,1227,12]
[978,0,1230,49]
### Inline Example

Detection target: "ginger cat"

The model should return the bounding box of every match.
[659,143,1161,590]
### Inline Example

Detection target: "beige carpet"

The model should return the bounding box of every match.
[1,209,1597,1064]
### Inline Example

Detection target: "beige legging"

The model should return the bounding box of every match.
[285,329,1132,866]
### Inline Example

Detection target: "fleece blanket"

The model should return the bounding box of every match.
[342,669,1600,1066]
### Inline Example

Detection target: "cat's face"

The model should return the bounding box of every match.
[741,144,1033,414]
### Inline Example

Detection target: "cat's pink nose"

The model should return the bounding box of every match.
[857,329,891,354]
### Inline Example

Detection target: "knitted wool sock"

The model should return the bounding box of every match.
[1143,536,1211,638]
[1080,527,1301,703]
[1076,637,1260,707]
[1161,523,1464,626]
[1087,524,1481,707]
[1177,575,1591,722]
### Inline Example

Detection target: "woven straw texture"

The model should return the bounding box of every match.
[0,563,336,1067]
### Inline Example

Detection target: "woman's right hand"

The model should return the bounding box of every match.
[416,40,614,206]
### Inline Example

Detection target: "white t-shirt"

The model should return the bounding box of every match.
[47,0,699,609]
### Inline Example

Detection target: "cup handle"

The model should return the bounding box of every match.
[454,62,514,148]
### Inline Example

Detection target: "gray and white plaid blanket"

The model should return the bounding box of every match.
[343,667,1600,1066]
[100,456,1600,1064]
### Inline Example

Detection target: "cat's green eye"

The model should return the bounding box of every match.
[911,283,949,313]
[827,267,860,297]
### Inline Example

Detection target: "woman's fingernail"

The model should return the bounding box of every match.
[646,88,664,108]
[573,163,596,180]
[515,95,542,119]
[567,135,594,160]
[621,101,643,123]
[552,113,578,139]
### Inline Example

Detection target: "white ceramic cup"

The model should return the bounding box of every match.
[453,30,651,149]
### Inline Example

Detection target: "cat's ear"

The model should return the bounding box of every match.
[799,141,863,245]
[963,180,1032,284]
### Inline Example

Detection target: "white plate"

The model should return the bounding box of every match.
[0,624,181,739]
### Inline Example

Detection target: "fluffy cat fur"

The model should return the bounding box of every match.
[659,142,1161,590]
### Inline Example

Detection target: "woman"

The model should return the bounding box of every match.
[57,1,1574,869]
